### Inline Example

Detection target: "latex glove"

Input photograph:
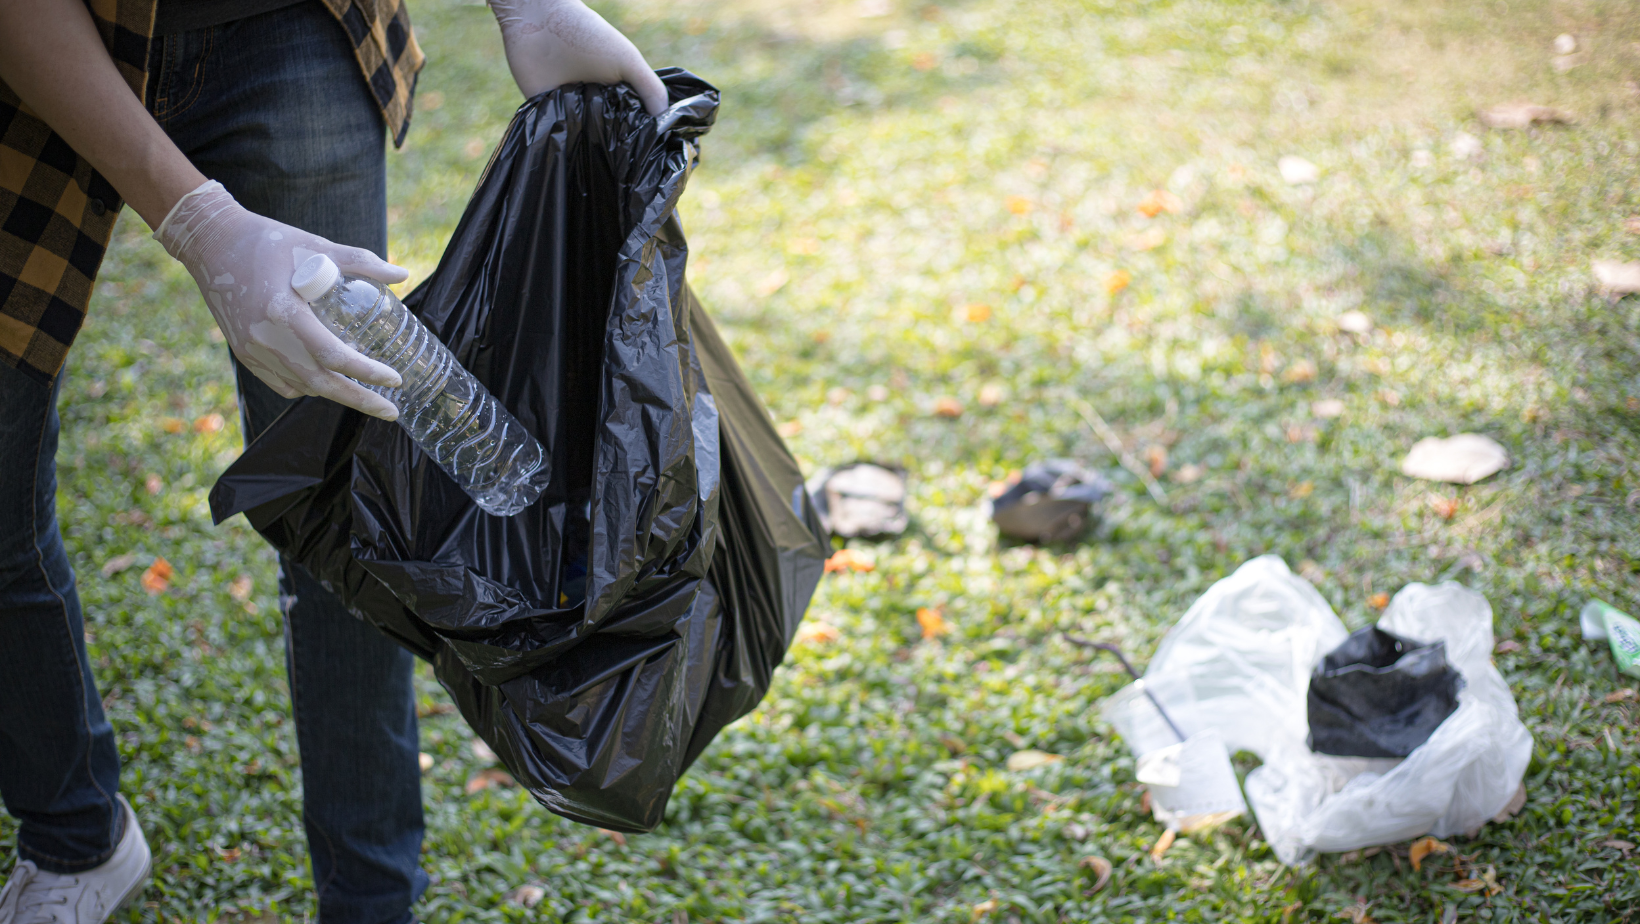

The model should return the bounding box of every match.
[154,180,405,420]
[488,0,668,115]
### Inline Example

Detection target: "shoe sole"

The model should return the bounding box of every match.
[105,851,152,920]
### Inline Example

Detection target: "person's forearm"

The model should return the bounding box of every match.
[0,0,204,228]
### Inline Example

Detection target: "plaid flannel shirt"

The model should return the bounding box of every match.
[0,0,424,386]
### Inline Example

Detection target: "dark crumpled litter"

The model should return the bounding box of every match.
[806,462,908,539]
[990,459,1111,543]
[208,70,829,832]
[1307,626,1464,758]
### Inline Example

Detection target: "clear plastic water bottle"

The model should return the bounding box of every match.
[291,254,549,516]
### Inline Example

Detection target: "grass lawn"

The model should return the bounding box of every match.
[8,0,1639,920]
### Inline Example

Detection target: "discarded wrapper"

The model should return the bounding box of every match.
[1581,599,1640,679]
[807,462,909,539]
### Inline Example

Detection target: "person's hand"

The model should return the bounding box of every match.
[488,0,668,115]
[154,180,406,420]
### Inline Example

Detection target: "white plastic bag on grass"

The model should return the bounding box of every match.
[1106,556,1532,864]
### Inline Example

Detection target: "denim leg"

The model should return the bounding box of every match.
[148,5,426,921]
[0,366,124,874]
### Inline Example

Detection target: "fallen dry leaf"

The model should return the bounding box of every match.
[1312,398,1346,419]
[1604,688,1638,704]
[1278,155,1319,185]
[471,738,497,762]
[160,417,185,434]
[144,474,164,495]
[465,768,515,794]
[1478,102,1574,129]
[506,884,546,907]
[971,899,998,920]
[933,396,964,418]
[1145,445,1168,478]
[824,548,876,573]
[787,236,821,256]
[1079,855,1114,893]
[228,574,253,602]
[1427,494,1461,520]
[911,51,938,71]
[1288,481,1315,500]
[1104,269,1132,296]
[1409,836,1450,872]
[1127,227,1167,251]
[977,382,1004,407]
[776,420,804,438]
[1600,839,1636,852]
[1005,749,1063,772]
[418,752,434,773]
[960,303,992,323]
[216,846,241,863]
[1495,639,1522,654]
[1625,217,1640,235]
[1149,829,1177,862]
[140,557,173,595]
[194,413,225,434]
[795,621,841,645]
[1173,463,1205,484]
[1005,195,1032,215]
[1452,879,1487,893]
[462,137,487,160]
[1337,903,1377,924]
[1282,359,1319,383]
[1335,310,1373,334]
[754,268,789,297]
[1593,259,1640,294]
[598,828,628,847]
[1136,189,1183,217]
[916,607,950,640]
[1401,434,1509,484]
[1369,592,1390,610]
[100,553,139,578]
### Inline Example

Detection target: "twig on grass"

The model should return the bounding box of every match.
[1068,397,1169,507]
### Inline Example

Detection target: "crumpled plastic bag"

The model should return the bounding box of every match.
[806,462,908,539]
[1105,555,1532,864]
[209,70,830,832]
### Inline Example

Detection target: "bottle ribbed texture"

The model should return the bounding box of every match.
[307,273,549,516]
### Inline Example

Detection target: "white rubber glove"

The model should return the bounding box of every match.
[488,0,668,115]
[154,180,404,420]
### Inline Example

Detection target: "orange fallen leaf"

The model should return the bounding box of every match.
[1282,359,1319,384]
[916,607,950,640]
[795,621,841,644]
[216,846,241,863]
[971,899,998,920]
[1136,189,1183,218]
[1369,592,1390,610]
[933,396,964,418]
[961,303,992,323]
[1005,196,1032,215]
[160,417,185,434]
[465,768,516,794]
[193,413,225,434]
[1079,855,1114,893]
[1149,829,1176,862]
[1144,445,1168,479]
[597,828,627,847]
[1288,481,1314,499]
[776,420,804,438]
[911,51,938,71]
[1127,227,1167,251]
[1104,269,1132,296]
[1428,494,1460,519]
[824,549,875,573]
[1409,835,1450,872]
[141,557,173,595]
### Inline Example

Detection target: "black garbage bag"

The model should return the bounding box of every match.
[990,459,1111,543]
[208,70,830,832]
[1306,626,1464,759]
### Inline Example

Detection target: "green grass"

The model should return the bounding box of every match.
[7,0,1640,920]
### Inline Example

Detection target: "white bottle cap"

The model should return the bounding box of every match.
[291,254,341,302]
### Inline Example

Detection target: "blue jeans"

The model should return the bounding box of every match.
[0,4,426,921]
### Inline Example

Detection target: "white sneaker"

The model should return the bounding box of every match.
[0,795,151,924]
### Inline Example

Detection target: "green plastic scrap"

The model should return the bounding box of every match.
[1580,599,1640,679]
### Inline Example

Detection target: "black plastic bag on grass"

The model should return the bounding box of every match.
[1306,626,1464,759]
[209,70,830,831]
